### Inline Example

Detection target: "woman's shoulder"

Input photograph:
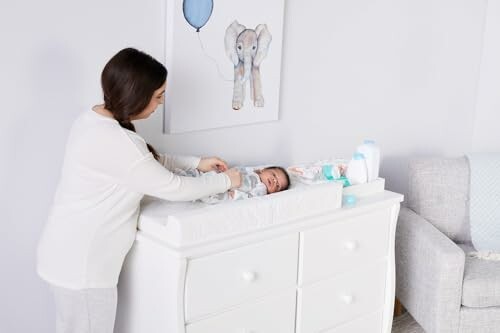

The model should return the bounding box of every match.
[119,129,149,156]
[71,110,149,157]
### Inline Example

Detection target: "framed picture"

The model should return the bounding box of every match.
[164,0,286,133]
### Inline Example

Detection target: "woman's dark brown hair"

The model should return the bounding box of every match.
[101,47,167,160]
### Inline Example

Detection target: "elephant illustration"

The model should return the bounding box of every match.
[224,20,272,110]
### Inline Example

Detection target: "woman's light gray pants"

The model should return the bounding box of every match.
[51,285,117,333]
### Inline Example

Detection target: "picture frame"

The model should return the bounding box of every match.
[163,0,286,134]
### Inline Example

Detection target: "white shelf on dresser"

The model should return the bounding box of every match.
[115,179,403,333]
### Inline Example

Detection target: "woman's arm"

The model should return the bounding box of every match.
[158,154,228,173]
[158,153,201,172]
[124,155,231,201]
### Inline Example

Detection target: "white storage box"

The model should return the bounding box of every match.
[343,178,385,197]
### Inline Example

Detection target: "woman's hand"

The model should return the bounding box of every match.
[197,157,228,172]
[224,168,242,189]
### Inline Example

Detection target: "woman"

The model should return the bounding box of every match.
[37,48,241,333]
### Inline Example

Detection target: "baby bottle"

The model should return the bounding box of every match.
[356,139,380,182]
[346,152,368,185]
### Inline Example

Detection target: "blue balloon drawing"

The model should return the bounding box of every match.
[183,0,214,32]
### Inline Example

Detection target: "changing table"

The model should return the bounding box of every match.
[115,178,403,333]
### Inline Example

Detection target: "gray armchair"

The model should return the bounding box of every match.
[396,157,500,333]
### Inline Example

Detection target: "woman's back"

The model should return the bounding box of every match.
[37,110,149,290]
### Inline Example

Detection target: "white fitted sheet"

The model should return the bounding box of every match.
[137,181,344,247]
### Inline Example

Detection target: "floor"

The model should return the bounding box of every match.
[392,313,425,333]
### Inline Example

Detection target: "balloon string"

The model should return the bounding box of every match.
[197,32,233,82]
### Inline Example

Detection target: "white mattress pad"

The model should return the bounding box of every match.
[137,181,344,247]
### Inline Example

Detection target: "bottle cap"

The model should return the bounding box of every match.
[353,152,365,160]
[343,194,357,206]
[322,165,334,180]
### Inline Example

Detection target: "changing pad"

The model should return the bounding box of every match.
[137,181,344,247]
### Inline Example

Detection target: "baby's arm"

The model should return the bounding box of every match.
[248,183,268,198]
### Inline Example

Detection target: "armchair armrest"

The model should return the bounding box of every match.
[396,207,465,333]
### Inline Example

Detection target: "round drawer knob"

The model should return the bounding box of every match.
[343,240,358,251]
[341,294,354,304]
[242,271,257,282]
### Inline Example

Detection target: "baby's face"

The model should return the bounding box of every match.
[258,168,288,194]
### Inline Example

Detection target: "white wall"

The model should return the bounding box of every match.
[473,0,500,151]
[0,0,495,332]
[1,1,166,331]
[140,0,488,194]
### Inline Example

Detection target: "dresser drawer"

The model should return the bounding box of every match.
[299,207,392,284]
[323,310,383,333]
[185,233,299,322]
[186,289,296,333]
[296,261,387,333]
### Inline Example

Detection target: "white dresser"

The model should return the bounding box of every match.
[115,180,402,333]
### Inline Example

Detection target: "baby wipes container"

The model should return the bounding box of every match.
[356,139,380,182]
[346,152,368,185]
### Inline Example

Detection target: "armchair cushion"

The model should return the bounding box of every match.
[459,243,500,308]
[407,157,471,243]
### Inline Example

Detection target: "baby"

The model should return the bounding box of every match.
[176,166,290,204]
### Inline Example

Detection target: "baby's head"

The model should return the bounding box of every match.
[257,166,290,194]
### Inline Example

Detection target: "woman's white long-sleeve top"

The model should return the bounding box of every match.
[37,110,231,289]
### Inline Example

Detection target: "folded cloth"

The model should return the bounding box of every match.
[469,251,500,261]
[466,153,500,260]
[287,159,349,186]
